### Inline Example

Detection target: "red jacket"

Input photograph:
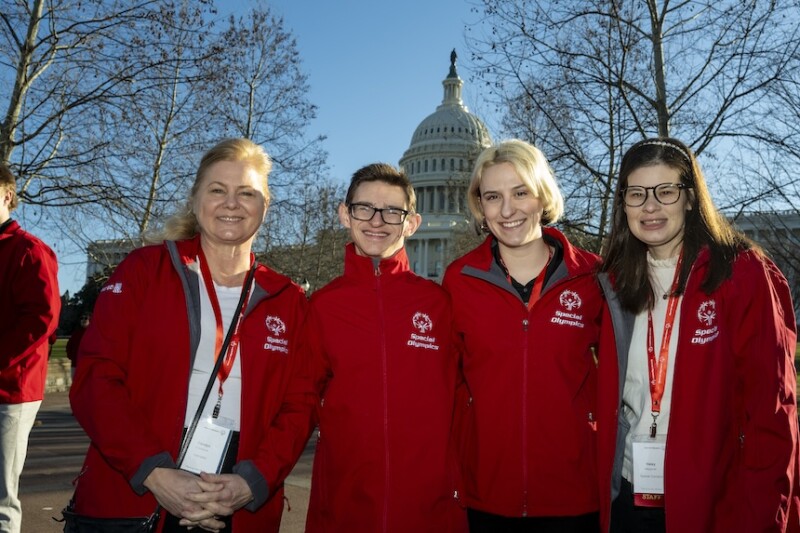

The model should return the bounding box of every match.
[442,228,603,517]
[70,237,313,533]
[597,248,800,532]
[303,244,466,532]
[0,219,60,403]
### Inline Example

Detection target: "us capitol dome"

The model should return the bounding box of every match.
[399,49,492,279]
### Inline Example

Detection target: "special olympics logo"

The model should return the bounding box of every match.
[412,312,433,334]
[559,290,582,311]
[697,300,716,326]
[265,316,287,336]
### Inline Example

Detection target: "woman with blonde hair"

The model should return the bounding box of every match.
[443,139,604,532]
[69,138,313,532]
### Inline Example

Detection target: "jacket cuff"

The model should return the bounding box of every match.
[233,460,269,511]
[130,452,177,495]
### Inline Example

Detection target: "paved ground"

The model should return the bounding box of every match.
[19,391,312,532]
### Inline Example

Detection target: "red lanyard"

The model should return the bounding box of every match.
[197,247,254,418]
[646,251,683,437]
[526,264,548,310]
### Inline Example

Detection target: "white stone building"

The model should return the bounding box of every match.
[86,238,142,279]
[399,50,492,279]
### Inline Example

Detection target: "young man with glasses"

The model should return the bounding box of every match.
[301,163,467,532]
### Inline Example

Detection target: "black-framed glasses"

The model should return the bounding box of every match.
[347,203,410,225]
[621,183,691,207]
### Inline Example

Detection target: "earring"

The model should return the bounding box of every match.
[480,219,489,233]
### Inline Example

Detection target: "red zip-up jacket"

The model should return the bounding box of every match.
[304,243,466,532]
[70,237,313,532]
[442,228,603,518]
[596,248,800,532]
[0,219,60,404]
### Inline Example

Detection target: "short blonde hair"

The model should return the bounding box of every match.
[467,139,564,226]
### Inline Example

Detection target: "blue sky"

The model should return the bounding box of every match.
[263,0,498,181]
[50,0,500,295]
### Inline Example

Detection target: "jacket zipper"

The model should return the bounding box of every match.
[466,259,581,517]
[521,316,529,517]
[519,276,552,516]
[375,264,390,532]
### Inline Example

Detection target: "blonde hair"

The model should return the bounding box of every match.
[147,138,272,243]
[467,139,564,226]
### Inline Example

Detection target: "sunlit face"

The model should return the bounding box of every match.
[479,162,545,254]
[624,163,691,259]
[193,160,267,249]
[338,180,421,259]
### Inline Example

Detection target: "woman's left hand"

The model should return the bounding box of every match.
[179,472,254,522]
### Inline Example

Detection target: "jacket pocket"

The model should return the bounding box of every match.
[572,364,599,458]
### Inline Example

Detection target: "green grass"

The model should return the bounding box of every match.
[50,338,67,359]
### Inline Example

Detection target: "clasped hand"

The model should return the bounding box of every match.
[144,468,254,532]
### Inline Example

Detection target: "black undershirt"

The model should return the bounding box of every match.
[491,235,564,304]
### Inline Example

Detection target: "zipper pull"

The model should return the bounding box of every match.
[522,318,529,331]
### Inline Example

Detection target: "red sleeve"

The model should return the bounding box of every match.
[251,292,318,491]
[303,301,334,399]
[731,252,799,531]
[69,251,170,480]
[0,238,60,370]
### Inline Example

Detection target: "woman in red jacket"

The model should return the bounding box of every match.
[443,139,604,532]
[69,138,313,532]
[597,137,799,532]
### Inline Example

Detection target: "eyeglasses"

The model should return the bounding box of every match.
[621,183,691,207]
[347,203,410,225]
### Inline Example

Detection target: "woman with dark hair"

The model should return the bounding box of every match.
[69,138,312,532]
[597,137,799,532]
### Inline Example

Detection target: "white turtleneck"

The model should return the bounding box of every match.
[622,252,683,483]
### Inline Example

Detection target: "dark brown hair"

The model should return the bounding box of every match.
[601,137,756,312]
[345,163,416,212]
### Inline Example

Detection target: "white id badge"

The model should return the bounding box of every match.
[179,418,233,475]
[632,435,666,506]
